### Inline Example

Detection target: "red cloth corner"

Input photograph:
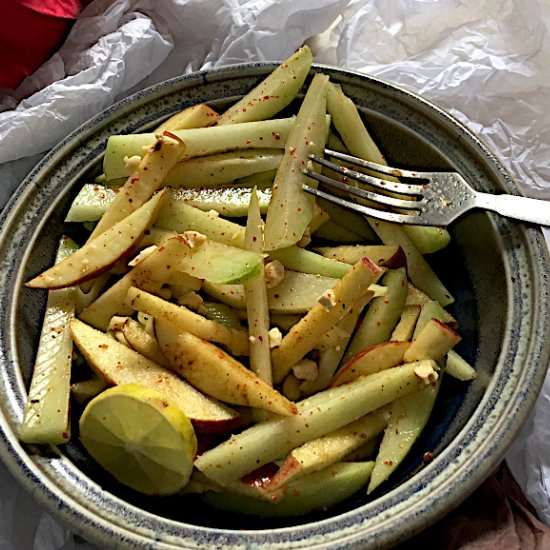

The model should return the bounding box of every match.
[0,0,83,89]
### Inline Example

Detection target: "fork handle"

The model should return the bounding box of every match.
[476,193,550,227]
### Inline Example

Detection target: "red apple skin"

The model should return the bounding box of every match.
[380,246,407,269]
[331,340,410,387]
[70,318,241,433]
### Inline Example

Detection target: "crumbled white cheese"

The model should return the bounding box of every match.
[264,260,285,288]
[182,231,207,249]
[128,245,158,267]
[123,155,142,174]
[248,335,257,343]
[268,327,283,349]
[318,289,337,311]
[292,359,318,381]
[414,362,439,385]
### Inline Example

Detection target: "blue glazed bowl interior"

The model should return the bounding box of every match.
[1,64,548,548]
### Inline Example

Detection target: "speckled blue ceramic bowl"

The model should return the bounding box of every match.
[1,64,549,549]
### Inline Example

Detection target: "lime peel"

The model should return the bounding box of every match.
[79,384,197,495]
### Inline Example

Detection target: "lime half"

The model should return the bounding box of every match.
[79,384,197,495]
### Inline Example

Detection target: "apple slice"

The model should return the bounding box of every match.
[195,361,434,486]
[92,134,185,239]
[70,319,239,433]
[155,318,298,417]
[27,190,167,290]
[343,267,408,362]
[272,257,384,383]
[120,317,171,368]
[79,235,201,331]
[390,304,422,342]
[403,318,461,363]
[313,245,405,268]
[126,287,249,357]
[413,299,457,335]
[264,407,390,496]
[331,341,411,387]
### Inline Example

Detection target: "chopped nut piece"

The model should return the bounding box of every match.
[127,245,158,267]
[369,284,388,298]
[177,291,203,311]
[182,231,207,249]
[264,260,285,288]
[318,289,336,311]
[292,359,318,381]
[123,155,142,174]
[414,362,439,385]
[268,327,283,349]
[153,132,181,147]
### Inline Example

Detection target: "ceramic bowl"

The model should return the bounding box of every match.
[1,64,549,549]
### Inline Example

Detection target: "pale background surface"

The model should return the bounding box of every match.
[1,1,549,547]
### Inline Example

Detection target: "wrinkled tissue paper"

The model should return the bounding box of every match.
[1,0,549,548]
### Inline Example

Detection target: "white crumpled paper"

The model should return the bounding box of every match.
[1,0,549,547]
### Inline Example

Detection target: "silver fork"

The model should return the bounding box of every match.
[303,149,550,227]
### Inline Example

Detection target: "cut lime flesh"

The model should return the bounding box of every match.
[79,384,197,495]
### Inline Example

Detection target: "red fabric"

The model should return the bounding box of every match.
[19,0,82,19]
[0,0,82,89]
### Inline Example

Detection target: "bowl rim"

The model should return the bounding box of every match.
[1,61,549,549]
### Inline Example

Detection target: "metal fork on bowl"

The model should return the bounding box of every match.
[303,149,550,227]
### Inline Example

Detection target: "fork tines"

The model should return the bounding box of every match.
[302,149,430,225]
[309,150,425,196]
[322,149,428,181]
